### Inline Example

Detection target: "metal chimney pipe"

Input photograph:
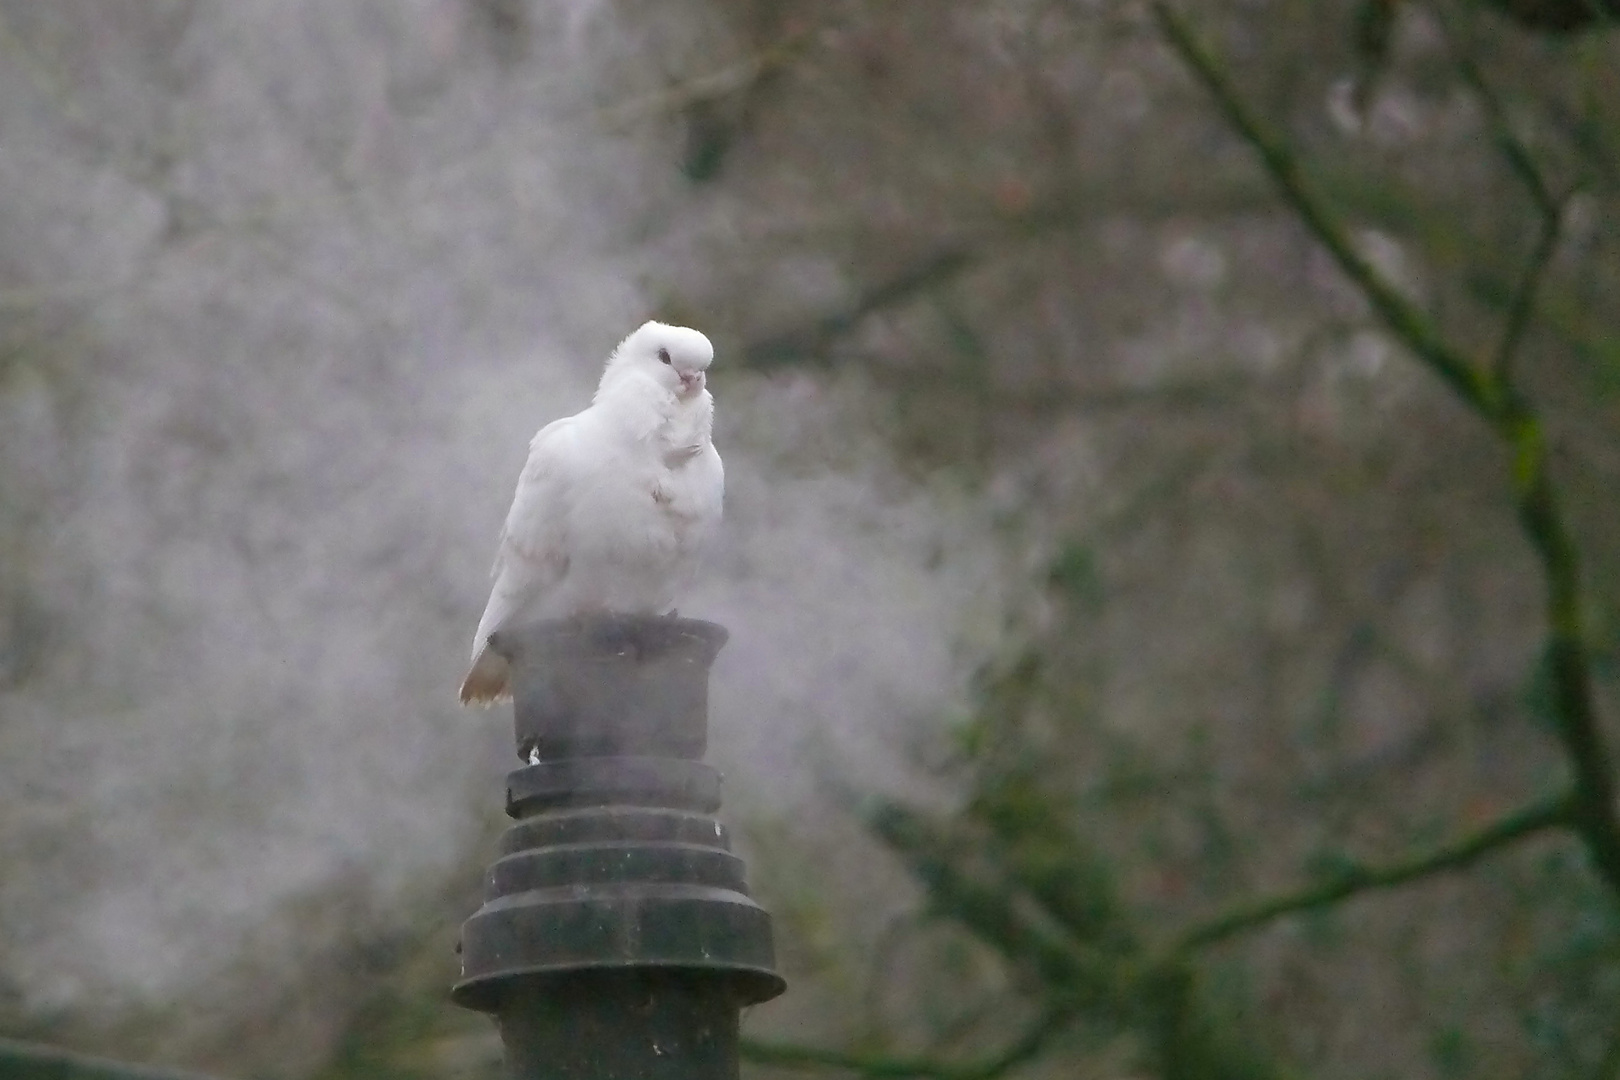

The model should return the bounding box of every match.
[452,614,785,1080]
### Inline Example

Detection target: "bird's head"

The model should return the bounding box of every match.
[601,321,714,402]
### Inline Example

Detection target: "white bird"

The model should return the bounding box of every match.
[459,320,724,705]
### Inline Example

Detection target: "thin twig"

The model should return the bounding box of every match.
[738,179,1289,371]
[1438,9,1570,383]
[1492,195,1565,384]
[862,799,1125,1004]
[594,25,815,129]
[1172,792,1574,952]
[742,248,977,369]
[1447,37,1561,219]
[741,1005,1071,1080]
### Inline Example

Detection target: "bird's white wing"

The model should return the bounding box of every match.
[683,442,725,545]
[491,420,579,578]
[459,414,584,704]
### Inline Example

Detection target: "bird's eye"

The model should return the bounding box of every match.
[658,348,672,365]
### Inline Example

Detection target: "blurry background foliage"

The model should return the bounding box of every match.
[1,1,1619,1079]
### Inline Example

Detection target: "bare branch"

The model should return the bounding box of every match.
[742,247,977,369]
[1516,482,1620,895]
[1172,792,1573,952]
[1436,10,1571,383]
[1492,195,1565,383]
[594,24,816,129]
[0,1038,228,1080]
[1150,2,1496,417]
[741,1005,1072,1080]
[861,799,1126,1005]
[737,183,1288,370]
[1153,1,1620,905]
[1445,26,1561,220]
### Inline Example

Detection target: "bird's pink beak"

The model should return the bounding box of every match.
[679,371,703,394]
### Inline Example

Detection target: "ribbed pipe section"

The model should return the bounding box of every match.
[452,615,783,1080]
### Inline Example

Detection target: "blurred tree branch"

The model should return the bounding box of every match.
[1490,189,1566,384]
[595,22,817,130]
[741,1003,1071,1080]
[861,799,1127,1007]
[1438,16,1573,383]
[0,1037,227,1080]
[1170,790,1573,951]
[1446,38,1561,218]
[738,186,1281,372]
[852,794,1291,1080]
[1149,4,1490,412]
[732,8,1620,1074]
[743,247,978,370]
[1151,0,1620,904]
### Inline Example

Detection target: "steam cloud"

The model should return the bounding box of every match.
[0,1,1002,1010]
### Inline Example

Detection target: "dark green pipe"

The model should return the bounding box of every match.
[452,615,784,1080]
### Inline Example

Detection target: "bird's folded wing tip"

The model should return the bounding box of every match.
[458,656,512,706]
[457,684,512,707]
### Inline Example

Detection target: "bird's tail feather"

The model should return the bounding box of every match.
[458,645,511,706]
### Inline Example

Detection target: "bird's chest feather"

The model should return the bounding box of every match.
[648,461,710,526]
[569,453,708,544]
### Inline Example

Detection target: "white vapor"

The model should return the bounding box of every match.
[0,0,1002,1018]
